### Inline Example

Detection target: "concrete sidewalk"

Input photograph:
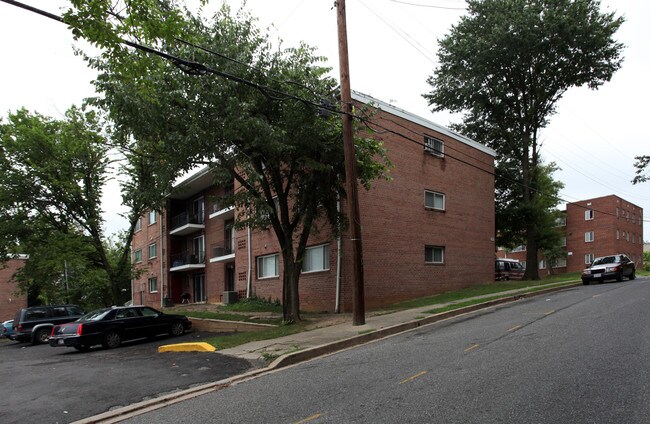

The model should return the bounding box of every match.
[220,281,580,368]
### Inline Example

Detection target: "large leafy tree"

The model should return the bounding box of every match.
[0,107,138,307]
[64,2,390,322]
[425,0,624,279]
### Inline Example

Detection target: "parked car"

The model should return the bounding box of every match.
[1,320,13,339]
[11,304,85,344]
[582,254,636,285]
[49,306,192,351]
[495,258,525,281]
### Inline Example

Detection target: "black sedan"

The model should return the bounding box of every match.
[582,253,636,285]
[49,306,192,351]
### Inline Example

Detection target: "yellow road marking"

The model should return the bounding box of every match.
[545,310,555,316]
[507,325,522,332]
[294,413,322,424]
[399,371,427,385]
[464,344,480,352]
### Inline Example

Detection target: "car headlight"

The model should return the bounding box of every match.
[605,266,619,273]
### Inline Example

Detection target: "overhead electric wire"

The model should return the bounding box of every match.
[389,0,467,11]
[3,0,648,227]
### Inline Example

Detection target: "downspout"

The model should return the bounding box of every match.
[246,207,252,299]
[335,199,342,313]
[160,211,165,309]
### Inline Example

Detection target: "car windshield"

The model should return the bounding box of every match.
[592,256,617,266]
[78,309,112,322]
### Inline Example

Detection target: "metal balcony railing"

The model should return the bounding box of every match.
[170,212,204,230]
[170,251,205,268]
[211,242,234,258]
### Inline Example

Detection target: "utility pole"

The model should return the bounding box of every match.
[336,0,365,325]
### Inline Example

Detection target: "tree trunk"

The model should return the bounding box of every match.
[281,256,301,322]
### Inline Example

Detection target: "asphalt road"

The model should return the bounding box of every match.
[0,331,255,424]
[124,277,650,424]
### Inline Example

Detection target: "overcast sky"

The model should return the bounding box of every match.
[0,0,648,242]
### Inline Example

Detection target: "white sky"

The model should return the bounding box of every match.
[0,0,648,241]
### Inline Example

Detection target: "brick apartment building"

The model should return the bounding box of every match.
[0,256,28,321]
[498,195,644,273]
[131,92,497,312]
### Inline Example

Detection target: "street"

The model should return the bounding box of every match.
[0,331,254,424]
[124,277,650,423]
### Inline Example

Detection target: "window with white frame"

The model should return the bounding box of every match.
[554,258,567,268]
[616,229,620,240]
[555,216,566,226]
[134,249,142,263]
[148,210,157,225]
[135,217,142,232]
[425,246,444,264]
[148,277,158,293]
[585,253,594,264]
[539,259,546,269]
[257,253,279,279]
[512,245,526,252]
[585,210,594,220]
[148,242,157,259]
[302,244,330,273]
[424,190,445,211]
[584,231,594,242]
[561,237,567,247]
[424,136,444,157]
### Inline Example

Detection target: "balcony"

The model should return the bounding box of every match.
[170,251,206,272]
[169,212,205,236]
[209,197,235,220]
[210,242,235,263]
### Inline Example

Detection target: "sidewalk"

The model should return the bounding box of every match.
[220,281,580,368]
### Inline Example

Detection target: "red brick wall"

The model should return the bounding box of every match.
[0,258,28,321]
[566,195,644,271]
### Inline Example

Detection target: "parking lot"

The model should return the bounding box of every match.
[0,332,256,424]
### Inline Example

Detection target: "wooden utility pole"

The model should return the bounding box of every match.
[336,0,365,325]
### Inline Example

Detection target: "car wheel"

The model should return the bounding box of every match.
[616,271,623,282]
[582,279,589,285]
[102,331,121,349]
[629,270,636,280]
[32,328,50,345]
[74,345,91,352]
[170,321,185,337]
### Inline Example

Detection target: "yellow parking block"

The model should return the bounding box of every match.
[158,342,216,353]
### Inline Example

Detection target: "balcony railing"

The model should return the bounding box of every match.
[170,251,205,268]
[170,212,204,230]
[211,242,234,259]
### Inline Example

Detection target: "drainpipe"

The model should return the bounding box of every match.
[246,207,252,299]
[335,199,342,313]
[160,212,165,309]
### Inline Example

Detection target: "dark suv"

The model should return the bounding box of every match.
[11,305,85,344]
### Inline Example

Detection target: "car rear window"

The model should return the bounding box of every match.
[24,308,49,320]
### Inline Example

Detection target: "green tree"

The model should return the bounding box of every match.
[0,107,133,307]
[632,155,649,184]
[425,0,624,279]
[64,2,390,322]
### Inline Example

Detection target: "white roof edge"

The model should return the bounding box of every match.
[351,91,496,157]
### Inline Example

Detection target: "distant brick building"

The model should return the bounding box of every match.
[131,92,497,312]
[0,256,28,321]
[498,195,644,273]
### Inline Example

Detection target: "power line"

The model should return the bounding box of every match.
[389,0,467,11]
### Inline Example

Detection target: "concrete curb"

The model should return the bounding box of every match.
[73,282,580,424]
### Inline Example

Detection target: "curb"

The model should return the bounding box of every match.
[73,282,580,424]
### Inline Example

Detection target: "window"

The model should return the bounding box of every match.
[560,237,567,247]
[585,210,594,220]
[554,258,567,268]
[134,249,142,263]
[616,230,620,240]
[512,245,526,252]
[303,245,330,273]
[425,246,444,264]
[424,190,445,210]
[616,207,619,218]
[148,210,157,225]
[258,254,279,279]
[148,242,157,259]
[424,136,444,157]
[585,253,594,264]
[539,259,546,269]
[584,231,594,242]
[555,216,566,227]
[135,217,142,232]
[148,277,158,293]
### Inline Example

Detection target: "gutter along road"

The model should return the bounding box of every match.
[123,277,650,424]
